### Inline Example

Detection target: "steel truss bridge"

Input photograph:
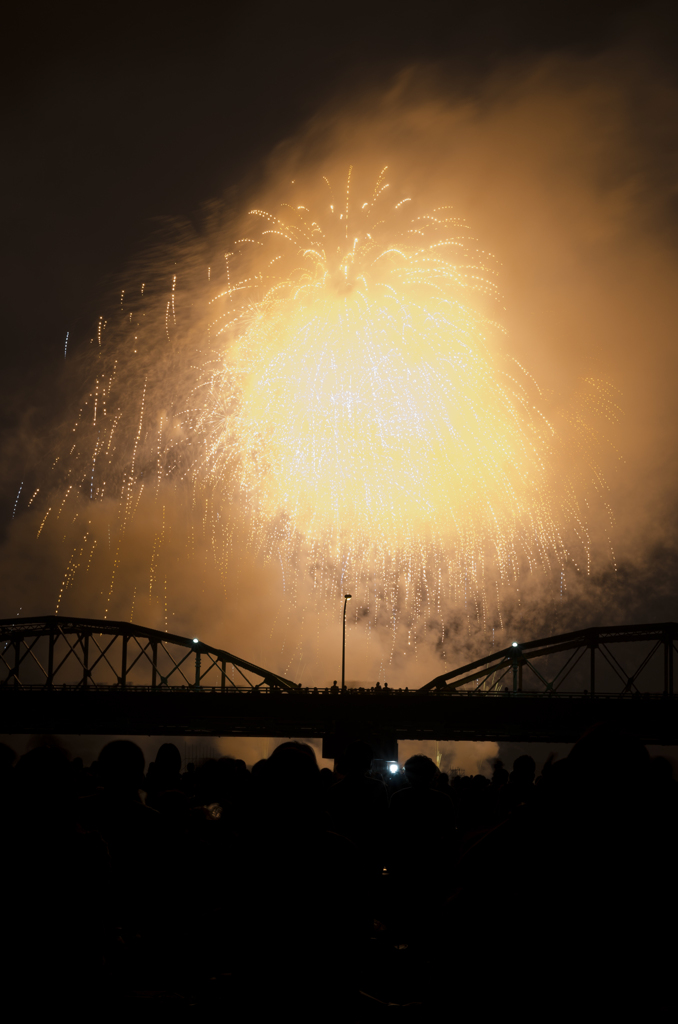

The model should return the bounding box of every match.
[1,617,678,751]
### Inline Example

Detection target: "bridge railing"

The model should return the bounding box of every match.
[2,682,673,699]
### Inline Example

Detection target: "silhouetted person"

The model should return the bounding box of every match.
[388,756,456,866]
[498,753,536,818]
[510,752,535,795]
[241,741,362,1017]
[386,755,456,940]
[325,741,388,874]
[491,757,509,790]
[146,741,182,804]
[207,755,253,838]
[78,740,162,942]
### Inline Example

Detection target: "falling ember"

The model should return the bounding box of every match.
[12,482,23,519]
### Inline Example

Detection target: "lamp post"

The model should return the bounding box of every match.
[342,594,352,690]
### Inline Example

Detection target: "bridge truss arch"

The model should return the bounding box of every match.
[421,622,678,697]
[0,615,297,692]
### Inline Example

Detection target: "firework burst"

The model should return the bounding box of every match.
[26,167,618,667]
[190,168,615,624]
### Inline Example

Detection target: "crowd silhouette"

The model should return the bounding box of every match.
[1,725,676,1017]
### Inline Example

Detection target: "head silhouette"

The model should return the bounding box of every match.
[267,742,319,804]
[404,754,437,788]
[98,740,145,794]
[155,742,181,775]
[512,755,536,783]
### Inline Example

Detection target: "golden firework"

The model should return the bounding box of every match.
[33,167,617,657]
[192,168,605,618]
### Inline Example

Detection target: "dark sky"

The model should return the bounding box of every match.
[3,2,675,473]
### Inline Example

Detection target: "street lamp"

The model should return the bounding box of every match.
[342,594,352,690]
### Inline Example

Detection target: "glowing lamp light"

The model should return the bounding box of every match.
[389,763,399,774]
[512,642,519,647]
[193,638,199,643]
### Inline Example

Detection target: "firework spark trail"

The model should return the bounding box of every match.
[12,482,23,519]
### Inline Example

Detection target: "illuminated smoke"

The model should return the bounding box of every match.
[191,169,617,627]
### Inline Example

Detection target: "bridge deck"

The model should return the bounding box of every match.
[2,685,677,745]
